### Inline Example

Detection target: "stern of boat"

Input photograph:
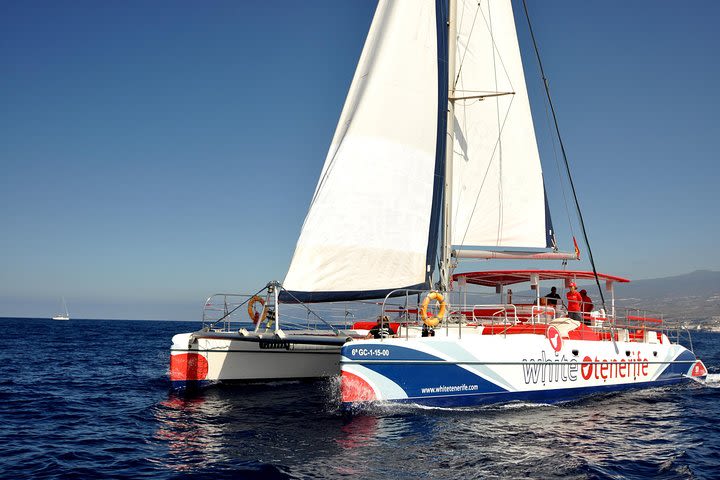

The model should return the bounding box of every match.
[170,333,210,390]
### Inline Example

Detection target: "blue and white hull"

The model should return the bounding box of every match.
[340,330,708,408]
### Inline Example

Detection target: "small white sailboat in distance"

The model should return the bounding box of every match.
[52,297,70,321]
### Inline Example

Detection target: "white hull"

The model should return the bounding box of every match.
[340,324,707,408]
[52,315,70,321]
[170,330,355,388]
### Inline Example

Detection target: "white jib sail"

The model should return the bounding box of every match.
[283,1,440,298]
[451,0,549,249]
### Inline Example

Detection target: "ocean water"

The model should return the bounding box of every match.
[1,318,719,479]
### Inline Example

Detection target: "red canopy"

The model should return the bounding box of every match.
[452,270,630,287]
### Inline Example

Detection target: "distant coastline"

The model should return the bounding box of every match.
[1,270,717,322]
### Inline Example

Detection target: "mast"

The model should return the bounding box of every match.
[440,0,457,293]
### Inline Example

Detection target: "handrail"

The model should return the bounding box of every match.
[201,286,363,335]
[532,305,555,324]
[626,315,663,324]
[470,304,518,324]
[202,292,257,329]
[376,295,688,348]
[381,288,431,341]
[198,287,692,351]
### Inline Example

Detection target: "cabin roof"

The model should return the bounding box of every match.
[452,270,630,287]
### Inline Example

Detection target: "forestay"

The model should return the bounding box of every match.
[451,0,552,250]
[283,1,445,302]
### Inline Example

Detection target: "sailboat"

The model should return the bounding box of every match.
[170,0,708,398]
[52,297,70,321]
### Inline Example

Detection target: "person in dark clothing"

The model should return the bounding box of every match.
[421,324,435,337]
[544,286,561,307]
[367,316,395,339]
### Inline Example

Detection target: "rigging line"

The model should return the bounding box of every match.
[477,1,515,96]
[279,286,340,335]
[209,286,268,328]
[456,95,517,250]
[450,41,472,254]
[452,3,516,251]
[488,1,504,247]
[455,0,467,82]
[542,87,574,237]
[521,0,607,312]
[455,2,515,96]
[454,0,481,88]
[452,2,518,251]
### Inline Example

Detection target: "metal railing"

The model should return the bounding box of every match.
[369,288,691,349]
[200,285,413,336]
[199,286,694,352]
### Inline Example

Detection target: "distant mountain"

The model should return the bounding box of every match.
[514,270,719,324]
[614,270,720,324]
[618,270,720,299]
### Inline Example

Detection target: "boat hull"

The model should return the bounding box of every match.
[340,333,707,408]
[170,332,345,390]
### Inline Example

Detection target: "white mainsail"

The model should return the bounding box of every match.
[283,1,444,301]
[450,0,551,250]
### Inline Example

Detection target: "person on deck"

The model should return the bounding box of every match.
[566,282,583,322]
[366,316,395,339]
[580,289,594,324]
[544,286,561,307]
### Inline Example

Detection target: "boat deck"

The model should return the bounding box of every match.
[354,303,676,346]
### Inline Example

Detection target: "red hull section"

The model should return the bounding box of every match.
[170,353,209,381]
[691,360,708,378]
[341,371,376,403]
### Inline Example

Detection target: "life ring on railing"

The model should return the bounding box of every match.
[248,295,268,324]
[420,291,446,328]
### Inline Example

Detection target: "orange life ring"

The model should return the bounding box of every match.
[248,295,268,324]
[420,291,446,328]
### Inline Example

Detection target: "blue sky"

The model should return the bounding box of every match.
[1,1,718,320]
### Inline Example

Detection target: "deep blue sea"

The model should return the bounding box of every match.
[1,318,719,479]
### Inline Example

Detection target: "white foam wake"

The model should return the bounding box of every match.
[374,401,557,413]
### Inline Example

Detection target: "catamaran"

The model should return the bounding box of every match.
[170,0,707,399]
